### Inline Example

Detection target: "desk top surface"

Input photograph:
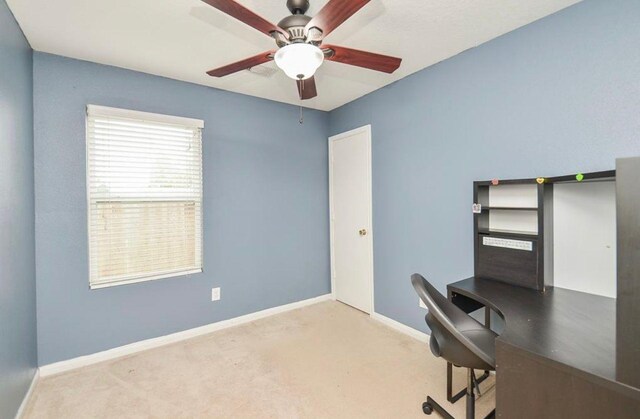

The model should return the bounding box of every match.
[448,277,616,382]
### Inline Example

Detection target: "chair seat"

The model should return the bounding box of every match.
[460,328,497,368]
[413,274,498,371]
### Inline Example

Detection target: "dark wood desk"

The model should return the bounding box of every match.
[448,276,640,418]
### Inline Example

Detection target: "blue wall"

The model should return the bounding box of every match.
[0,0,37,416]
[329,0,640,333]
[33,53,330,365]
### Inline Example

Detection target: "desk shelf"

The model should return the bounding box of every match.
[473,170,616,292]
[482,206,538,211]
[474,180,548,291]
[477,228,539,238]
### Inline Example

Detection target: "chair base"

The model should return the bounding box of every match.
[421,396,495,419]
[421,368,495,419]
[422,396,455,419]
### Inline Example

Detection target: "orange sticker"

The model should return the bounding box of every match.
[491,179,499,185]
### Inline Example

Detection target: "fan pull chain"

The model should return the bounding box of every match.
[299,78,304,124]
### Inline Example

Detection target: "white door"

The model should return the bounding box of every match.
[329,125,373,314]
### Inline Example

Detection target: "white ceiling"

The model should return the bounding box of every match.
[8,0,581,111]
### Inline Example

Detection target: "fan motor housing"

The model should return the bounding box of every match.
[278,14,312,41]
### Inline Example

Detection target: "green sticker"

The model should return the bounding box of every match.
[576,173,584,182]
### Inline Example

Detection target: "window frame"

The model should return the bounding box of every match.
[85,105,204,289]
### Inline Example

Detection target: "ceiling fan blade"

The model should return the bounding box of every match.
[297,77,318,100]
[207,50,275,77]
[305,0,370,38]
[323,45,402,73]
[201,0,287,38]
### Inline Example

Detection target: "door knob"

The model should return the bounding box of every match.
[359,229,367,236]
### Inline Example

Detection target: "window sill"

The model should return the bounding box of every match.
[90,268,202,289]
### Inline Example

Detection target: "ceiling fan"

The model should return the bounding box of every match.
[202,0,402,100]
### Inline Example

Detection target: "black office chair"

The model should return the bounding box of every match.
[411,273,497,419]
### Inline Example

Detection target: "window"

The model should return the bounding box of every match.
[86,105,203,289]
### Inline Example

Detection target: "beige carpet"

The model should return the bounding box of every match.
[24,301,495,418]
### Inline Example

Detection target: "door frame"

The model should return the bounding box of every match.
[328,124,374,314]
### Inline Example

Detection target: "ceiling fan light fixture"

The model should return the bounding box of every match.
[274,43,324,80]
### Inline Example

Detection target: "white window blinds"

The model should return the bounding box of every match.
[86,105,203,289]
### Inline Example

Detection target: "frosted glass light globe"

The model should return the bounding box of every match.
[274,43,324,80]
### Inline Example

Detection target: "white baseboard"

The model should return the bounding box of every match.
[370,312,430,343]
[15,369,39,419]
[39,294,332,377]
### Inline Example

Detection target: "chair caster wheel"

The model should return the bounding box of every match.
[422,401,433,415]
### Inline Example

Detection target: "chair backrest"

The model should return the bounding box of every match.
[411,273,495,369]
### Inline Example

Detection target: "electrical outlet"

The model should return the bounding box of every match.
[419,298,428,310]
[211,287,221,301]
